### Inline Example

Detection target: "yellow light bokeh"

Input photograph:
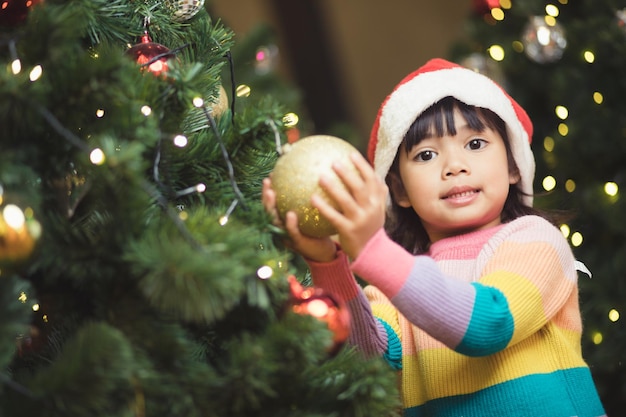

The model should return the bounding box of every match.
[512,40,524,53]
[565,179,576,192]
[592,331,603,345]
[571,231,583,247]
[499,0,512,9]
[583,50,595,63]
[604,182,618,196]
[593,92,603,104]
[555,105,568,120]
[543,136,555,152]
[488,45,505,61]
[544,15,556,26]
[236,84,251,97]
[560,224,570,238]
[558,123,569,136]
[608,309,620,322]
[545,4,559,17]
[542,175,557,191]
[491,8,505,21]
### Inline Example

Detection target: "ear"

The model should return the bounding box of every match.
[508,167,521,185]
[387,172,412,208]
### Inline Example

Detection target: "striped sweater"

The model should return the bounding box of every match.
[308,215,605,417]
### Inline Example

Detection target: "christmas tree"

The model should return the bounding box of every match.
[452,0,626,414]
[0,1,400,415]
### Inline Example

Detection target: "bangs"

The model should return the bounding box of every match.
[402,96,505,151]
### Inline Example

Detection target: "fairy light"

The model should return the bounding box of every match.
[141,105,152,116]
[543,136,555,152]
[512,40,524,53]
[219,200,239,226]
[491,8,505,21]
[499,0,512,9]
[593,92,603,104]
[488,45,505,61]
[192,97,204,107]
[571,232,583,247]
[18,292,27,303]
[558,123,569,136]
[583,50,595,63]
[608,309,620,322]
[542,175,556,191]
[256,265,274,280]
[175,183,206,197]
[89,148,106,165]
[544,15,556,27]
[29,65,42,81]
[3,205,25,229]
[282,112,299,127]
[592,331,603,345]
[560,224,570,238]
[32,303,40,312]
[565,179,576,192]
[236,84,251,97]
[95,109,105,118]
[545,4,559,17]
[555,105,568,120]
[11,59,21,74]
[173,134,188,147]
[604,182,618,197]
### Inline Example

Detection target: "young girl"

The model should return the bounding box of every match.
[263,58,606,416]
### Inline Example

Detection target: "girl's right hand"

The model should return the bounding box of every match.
[262,178,338,263]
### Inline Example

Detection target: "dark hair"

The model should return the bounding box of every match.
[385,96,548,254]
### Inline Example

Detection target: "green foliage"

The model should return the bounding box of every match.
[0,0,399,415]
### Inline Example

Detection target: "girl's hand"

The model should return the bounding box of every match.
[313,152,388,260]
[262,178,338,263]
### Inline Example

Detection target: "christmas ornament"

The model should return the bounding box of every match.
[288,275,350,355]
[0,201,41,266]
[165,0,205,22]
[472,0,501,15]
[209,84,228,118]
[125,31,176,77]
[0,0,43,27]
[521,16,567,64]
[271,135,360,238]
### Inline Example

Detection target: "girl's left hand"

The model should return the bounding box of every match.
[313,151,388,260]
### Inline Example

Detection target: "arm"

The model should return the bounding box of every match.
[351,216,578,357]
[307,250,395,360]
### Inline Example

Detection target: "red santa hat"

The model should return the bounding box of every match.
[368,58,535,206]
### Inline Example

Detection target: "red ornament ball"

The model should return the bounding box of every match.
[126,31,176,77]
[288,275,350,355]
[0,0,44,27]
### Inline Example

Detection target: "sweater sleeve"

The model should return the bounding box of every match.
[350,217,578,357]
[306,250,392,359]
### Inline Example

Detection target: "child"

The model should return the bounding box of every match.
[262,58,606,416]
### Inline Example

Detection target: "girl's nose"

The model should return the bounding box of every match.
[443,151,469,177]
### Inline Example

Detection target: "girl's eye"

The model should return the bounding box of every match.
[466,138,487,150]
[415,150,437,162]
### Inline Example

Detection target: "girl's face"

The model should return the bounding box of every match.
[390,108,519,243]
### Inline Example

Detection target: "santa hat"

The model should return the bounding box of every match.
[368,58,535,206]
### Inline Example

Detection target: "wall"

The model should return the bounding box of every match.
[210,0,472,143]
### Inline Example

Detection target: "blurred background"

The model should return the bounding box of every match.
[210,0,471,144]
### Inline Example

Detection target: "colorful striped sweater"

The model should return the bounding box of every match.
[308,215,605,417]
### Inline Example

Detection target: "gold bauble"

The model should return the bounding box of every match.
[0,203,41,266]
[271,135,359,238]
[209,84,229,118]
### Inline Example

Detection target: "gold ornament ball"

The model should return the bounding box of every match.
[271,135,359,238]
[0,203,41,266]
[210,84,229,118]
